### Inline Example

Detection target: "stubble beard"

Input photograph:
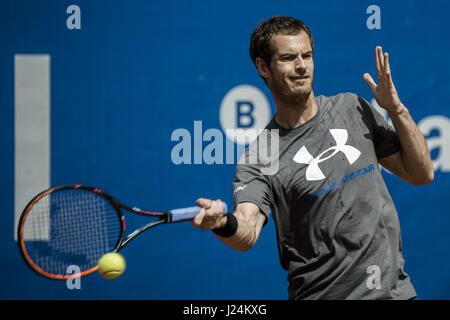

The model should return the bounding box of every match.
[274,79,313,108]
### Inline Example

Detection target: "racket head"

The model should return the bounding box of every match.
[17,185,125,280]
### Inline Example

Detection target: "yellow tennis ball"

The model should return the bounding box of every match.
[98,252,126,280]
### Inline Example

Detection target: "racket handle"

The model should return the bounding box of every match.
[169,202,228,223]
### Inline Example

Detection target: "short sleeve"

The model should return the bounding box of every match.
[357,96,402,159]
[233,161,272,226]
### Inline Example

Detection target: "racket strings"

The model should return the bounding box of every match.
[21,188,122,276]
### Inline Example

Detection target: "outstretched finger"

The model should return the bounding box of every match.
[384,52,391,76]
[375,47,382,80]
[377,46,385,73]
[363,73,377,92]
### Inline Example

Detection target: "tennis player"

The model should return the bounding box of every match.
[193,16,433,299]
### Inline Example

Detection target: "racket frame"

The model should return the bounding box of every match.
[17,184,170,280]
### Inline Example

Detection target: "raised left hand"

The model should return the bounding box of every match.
[363,46,404,114]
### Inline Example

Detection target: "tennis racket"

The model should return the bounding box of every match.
[17,184,228,280]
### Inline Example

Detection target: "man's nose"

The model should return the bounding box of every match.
[295,57,307,71]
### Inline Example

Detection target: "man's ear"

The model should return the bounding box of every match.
[255,57,270,80]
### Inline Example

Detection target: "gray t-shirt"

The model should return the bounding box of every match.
[233,92,416,300]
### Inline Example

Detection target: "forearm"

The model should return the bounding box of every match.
[193,199,266,252]
[214,209,265,252]
[388,103,434,183]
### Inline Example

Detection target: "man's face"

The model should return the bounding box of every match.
[261,31,314,101]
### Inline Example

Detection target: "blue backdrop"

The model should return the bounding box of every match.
[1,0,449,299]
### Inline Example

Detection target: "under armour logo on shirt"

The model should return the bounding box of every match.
[293,129,361,181]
